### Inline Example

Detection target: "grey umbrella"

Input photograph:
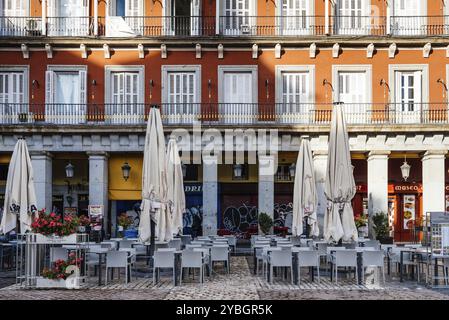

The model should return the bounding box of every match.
[324,103,358,242]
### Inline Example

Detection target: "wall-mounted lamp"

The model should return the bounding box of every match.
[149,79,154,100]
[121,162,131,181]
[32,80,39,88]
[323,79,334,92]
[380,79,390,92]
[91,80,97,86]
[181,163,187,178]
[437,78,448,91]
[289,163,296,178]
[233,164,243,179]
[208,79,212,100]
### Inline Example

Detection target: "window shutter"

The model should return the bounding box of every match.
[414,71,422,104]
[79,69,87,104]
[45,70,54,104]
[395,71,402,104]
[47,0,56,17]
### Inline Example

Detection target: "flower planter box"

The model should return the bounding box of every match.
[35,277,80,289]
[28,233,80,244]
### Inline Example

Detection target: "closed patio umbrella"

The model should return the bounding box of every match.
[324,103,358,243]
[292,139,319,237]
[0,138,37,234]
[166,137,185,236]
[139,107,173,243]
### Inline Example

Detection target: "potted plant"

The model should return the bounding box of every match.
[372,211,393,244]
[117,213,133,237]
[76,215,91,233]
[37,252,83,289]
[354,214,368,237]
[31,210,80,243]
[258,212,273,235]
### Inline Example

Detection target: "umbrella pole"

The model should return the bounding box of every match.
[150,219,155,257]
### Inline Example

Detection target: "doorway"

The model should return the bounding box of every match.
[165,0,201,36]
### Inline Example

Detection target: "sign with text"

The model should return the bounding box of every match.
[88,205,104,231]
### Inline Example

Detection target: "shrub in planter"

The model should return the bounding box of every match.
[258,212,273,235]
[372,211,393,244]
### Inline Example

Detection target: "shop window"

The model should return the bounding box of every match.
[0,164,7,180]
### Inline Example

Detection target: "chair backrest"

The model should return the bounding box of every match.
[297,250,320,267]
[169,238,182,250]
[391,247,412,260]
[153,250,175,268]
[316,243,329,255]
[211,246,229,261]
[362,250,384,267]
[157,247,176,252]
[224,235,237,246]
[270,250,292,267]
[191,241,205,245]
[278,244,293,248]
[364,240,381,250]
[343,242,357,249]
[101,243,113,249]
[102,241,118,250]
[180,235,192,246]
[155,242,169,250]
[326,246,346,255]
[186,244,202,249]
[255,244,270,257]
[50,247,68,262]
[119,240,134,249]
[106,251,128,268]
[254,241,270,247]
[335,250,357,267]
[181,250,203,268]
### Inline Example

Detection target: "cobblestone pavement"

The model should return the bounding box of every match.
[0,256,447,300]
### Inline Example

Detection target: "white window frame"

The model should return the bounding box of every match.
[161,65,201,104]
[218,65,258,103]
[0,65,29,104]
[275,65,315,104]
[219,0,257,35]
[46,65,87,104]
[389,0,427,36]
[276,0,314,35]
[389,64,429,104]
[332,65,372,103]
[105,65,145,104]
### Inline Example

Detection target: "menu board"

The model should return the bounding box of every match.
[403,195,416,230]
[88,205,104,231]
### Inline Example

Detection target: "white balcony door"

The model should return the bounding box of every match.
[279,72,310,123]
[0,0,26,36]
[336,0,369,35]
[47,0,89,36]
[395,71,422,124]
[167,72,198,124]
[279,0,311,36]
[106,0,143,36]
[337,72,367,123]
[109,72,142,124]
[164,0,201,36]
[223,0,253,36]
[222,72,254,124]
[45,69,87,124]
[392,0,422,36]
[0,72,25,123]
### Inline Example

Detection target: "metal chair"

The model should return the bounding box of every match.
[331,250,358,284]
[364,240,381,250]
[297,250,320,284]
[362,250,386,286]
[268,249,293,284]
[180,250,207,284]
[153,250,176,285]
[105,251,134,284]
[210,246,230,274]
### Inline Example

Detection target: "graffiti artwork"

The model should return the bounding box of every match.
[273,202,293,233]
[222,204,258,233]
[183,205,203,238]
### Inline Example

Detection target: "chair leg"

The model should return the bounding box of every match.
[125,266,128,284]
[382,266,386,287]
[105,267,108,286]
[317,265,320,284]
[153,267,156,285]
[180,267,183,285]
[270,265,273,284]
[290,266,294,285]
[335,265,338,284]
[298,266,301,286]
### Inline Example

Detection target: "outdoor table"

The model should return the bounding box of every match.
[89,247,111,286]
[399,247,430,283]
[291,247,314,284]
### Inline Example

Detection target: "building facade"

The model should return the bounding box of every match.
[0,0,449,241]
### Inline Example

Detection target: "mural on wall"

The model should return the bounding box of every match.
[222,204,258,234]
[183,183,203,237]
[116,201,141,229]
[273,202,293,233]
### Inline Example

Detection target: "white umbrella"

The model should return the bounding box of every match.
[139,107,172,243]
[166,137,185,235]
[292,139,319,237]
[324,103,358,243]
[0,138,37,234]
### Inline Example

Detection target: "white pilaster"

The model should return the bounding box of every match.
[93,0,98,36]
[386,0,391,35]
[88,152,109,233]
[203,155,218,236]
[41,0,46,36]
[258,154,276,230]
[325,0,330,35]
[422,150,447,216]
[313,151,328,236]
[367,151,390,215]
[30,152,52,212]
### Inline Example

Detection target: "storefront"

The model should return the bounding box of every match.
[183,183,203,237]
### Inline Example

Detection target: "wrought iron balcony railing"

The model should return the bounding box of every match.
[1,15,449,37]
[1,103,448,126]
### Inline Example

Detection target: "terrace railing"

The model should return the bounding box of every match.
[0,16,42,36]
[1,103,448,126]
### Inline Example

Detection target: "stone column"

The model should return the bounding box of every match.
[202,155,218,236]
[30,151,52,212]
[258,154,276,231]
[367,151,390,215]
[422,150,447,216]
[313,151,328,236]
[87,152,109,234]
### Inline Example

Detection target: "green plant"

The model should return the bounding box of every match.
[372,211,391,239]
[118,213,133,230]
[31,210,79,236]
[354,214,368,229]
[42,252,82,280]
[258,212,273,235]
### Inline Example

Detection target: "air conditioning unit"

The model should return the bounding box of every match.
[240,24,250,34]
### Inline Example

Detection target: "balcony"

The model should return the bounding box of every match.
[1,15,449,38]
[0,103,448,127]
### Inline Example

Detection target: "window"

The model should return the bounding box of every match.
[335,0,370,35]
[47,0,89,36]
[0,66,28,124]
[276,65,314,124]
[45,66,87,124]
[218,65,258,124]
[333,65,372,124]
[278,0,312,35]
[389,64,428,124]
[222,0,255,35]
[105,66,145,124]
[0,0,28,36]
[162,65,201,124]
[106,0,143,36]
[391,0,426,35]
